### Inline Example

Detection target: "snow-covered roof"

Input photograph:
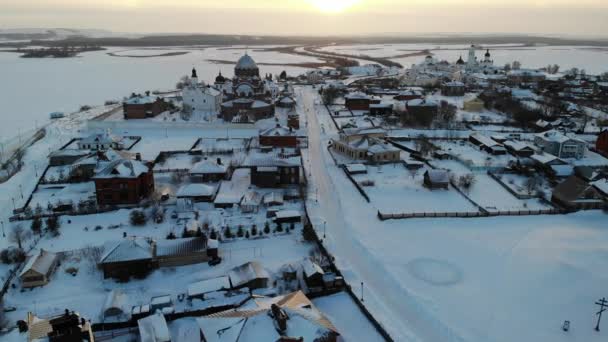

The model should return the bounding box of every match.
[80,132,120,146]
[93,159,149,179]
[275,210,300,220]
[241,191,262,206]
[503,140,534,151]
[471,133,501,148]
[301,259,324,277]
[443,81,464,86]
[407,98,438,107]
[138,311,171,342]
[100,238,154,264]
[176,183,217,198]
[197,291,338,342]
[425,169,449,183]
[263,192,284,204]
[187,276,231,298]
[244,155,300,168]
[19,249,58,277]
[214,168,250,205]
[235,53,258,70]
[228,261,270,288]
[346,164,367,174]
[125,95,160,105]
[345,92,370,100]
[190,159,227,174]
[535,130,585,144]
[591,179,608,196]
[260,125,295,137]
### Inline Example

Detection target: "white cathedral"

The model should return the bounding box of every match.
[181,68,222,118]
[465,45,495,72]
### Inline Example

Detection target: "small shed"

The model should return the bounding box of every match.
[263,192,284,206]
[228,261,270,290]
[176,184,218,202]
[274,210,302,224]
[423,170,449,190]
[301,259,325,288]
[19,249,59,288]
[187,276,231,299]
[240,191,262,213]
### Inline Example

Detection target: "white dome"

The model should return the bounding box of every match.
[235,53,258,70]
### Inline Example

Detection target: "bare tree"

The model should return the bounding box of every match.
[9,225,30,249]
[524,176,540,195]
[511,61,521,70]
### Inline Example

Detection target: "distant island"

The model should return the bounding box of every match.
[12,46,105,58]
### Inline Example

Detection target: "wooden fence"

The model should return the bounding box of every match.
[378,208,565,221]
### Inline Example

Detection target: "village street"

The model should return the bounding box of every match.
[296,85,462,342]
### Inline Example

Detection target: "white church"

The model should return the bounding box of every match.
[181,68,222,118]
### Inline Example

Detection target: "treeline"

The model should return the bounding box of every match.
[29,34,608,48]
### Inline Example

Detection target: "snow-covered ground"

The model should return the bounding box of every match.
[298,84,608,342]
[319,44,608,75]
[351,164,478,214]
[0,46,313,141]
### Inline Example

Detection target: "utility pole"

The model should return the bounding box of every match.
[19,184,24,199]
[596,297,608,331]
[360,282,364,302]
[1,221,4,238]
[323,221,327,239]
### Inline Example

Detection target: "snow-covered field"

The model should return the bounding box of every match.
[299,84,608,342]
[0,46,313,142]
[351,164,478,214]
[319,43,608,75]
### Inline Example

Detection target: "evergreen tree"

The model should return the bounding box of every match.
[31,217,42,235]
[302,224,316,242]
[251,225,258,236]
[237,226,244,238]
[263,222,270,234]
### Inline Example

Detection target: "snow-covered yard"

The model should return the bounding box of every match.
[351,164,478,214]
[4,232,316,325]
[434,140,516,169]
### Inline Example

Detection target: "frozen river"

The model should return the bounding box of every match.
[0,46,315,143]
[1,43,607,144]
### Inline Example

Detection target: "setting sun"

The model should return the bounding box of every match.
[305,0,361,13]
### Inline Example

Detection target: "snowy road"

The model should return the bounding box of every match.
[296,86,464,342]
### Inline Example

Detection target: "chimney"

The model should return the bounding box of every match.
[217,158,222,165]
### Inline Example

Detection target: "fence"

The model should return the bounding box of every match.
[341,165,370,203]
[378,208,565,221]
[302,200,393,341]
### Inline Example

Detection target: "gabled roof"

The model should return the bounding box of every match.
[228,261,270,288]
[425,169,449,183]
[190,159,227,175]
[176,183,217,198]
[100,238,154,264]
[260,125,295,137]
[93,159,149,179]
[19,249,58,277]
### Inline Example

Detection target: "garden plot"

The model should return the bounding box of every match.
[351,164,478,214]
[430,159,553,212]
[334,116,377,130]
[42,165,73,183]
[195,138,249,154]
[498,173,553,198]
[464,174,553,212]
[28,182,96,211]
[153,152,199,171]
[434,140,516,168]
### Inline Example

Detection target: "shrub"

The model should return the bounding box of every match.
[31,218,42,235]
[302,224,316,242]
[166,232,176,239]
[276,223,283,233]
[224,228,233,239]
[46,216,60,236]
[251,225,258,236]
[129,210,147,226]
[237,226,244,238]
[263,222,270,234]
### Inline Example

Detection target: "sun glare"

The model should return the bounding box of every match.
[306,0,361,13]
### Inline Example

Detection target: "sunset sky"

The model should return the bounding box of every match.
[2,0,608,36]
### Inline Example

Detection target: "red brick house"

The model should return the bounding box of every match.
[123,94,169,119]
[597,130,608,155]
[93,159,154,206]
[344,92,371,111]
[259,125,298,148]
